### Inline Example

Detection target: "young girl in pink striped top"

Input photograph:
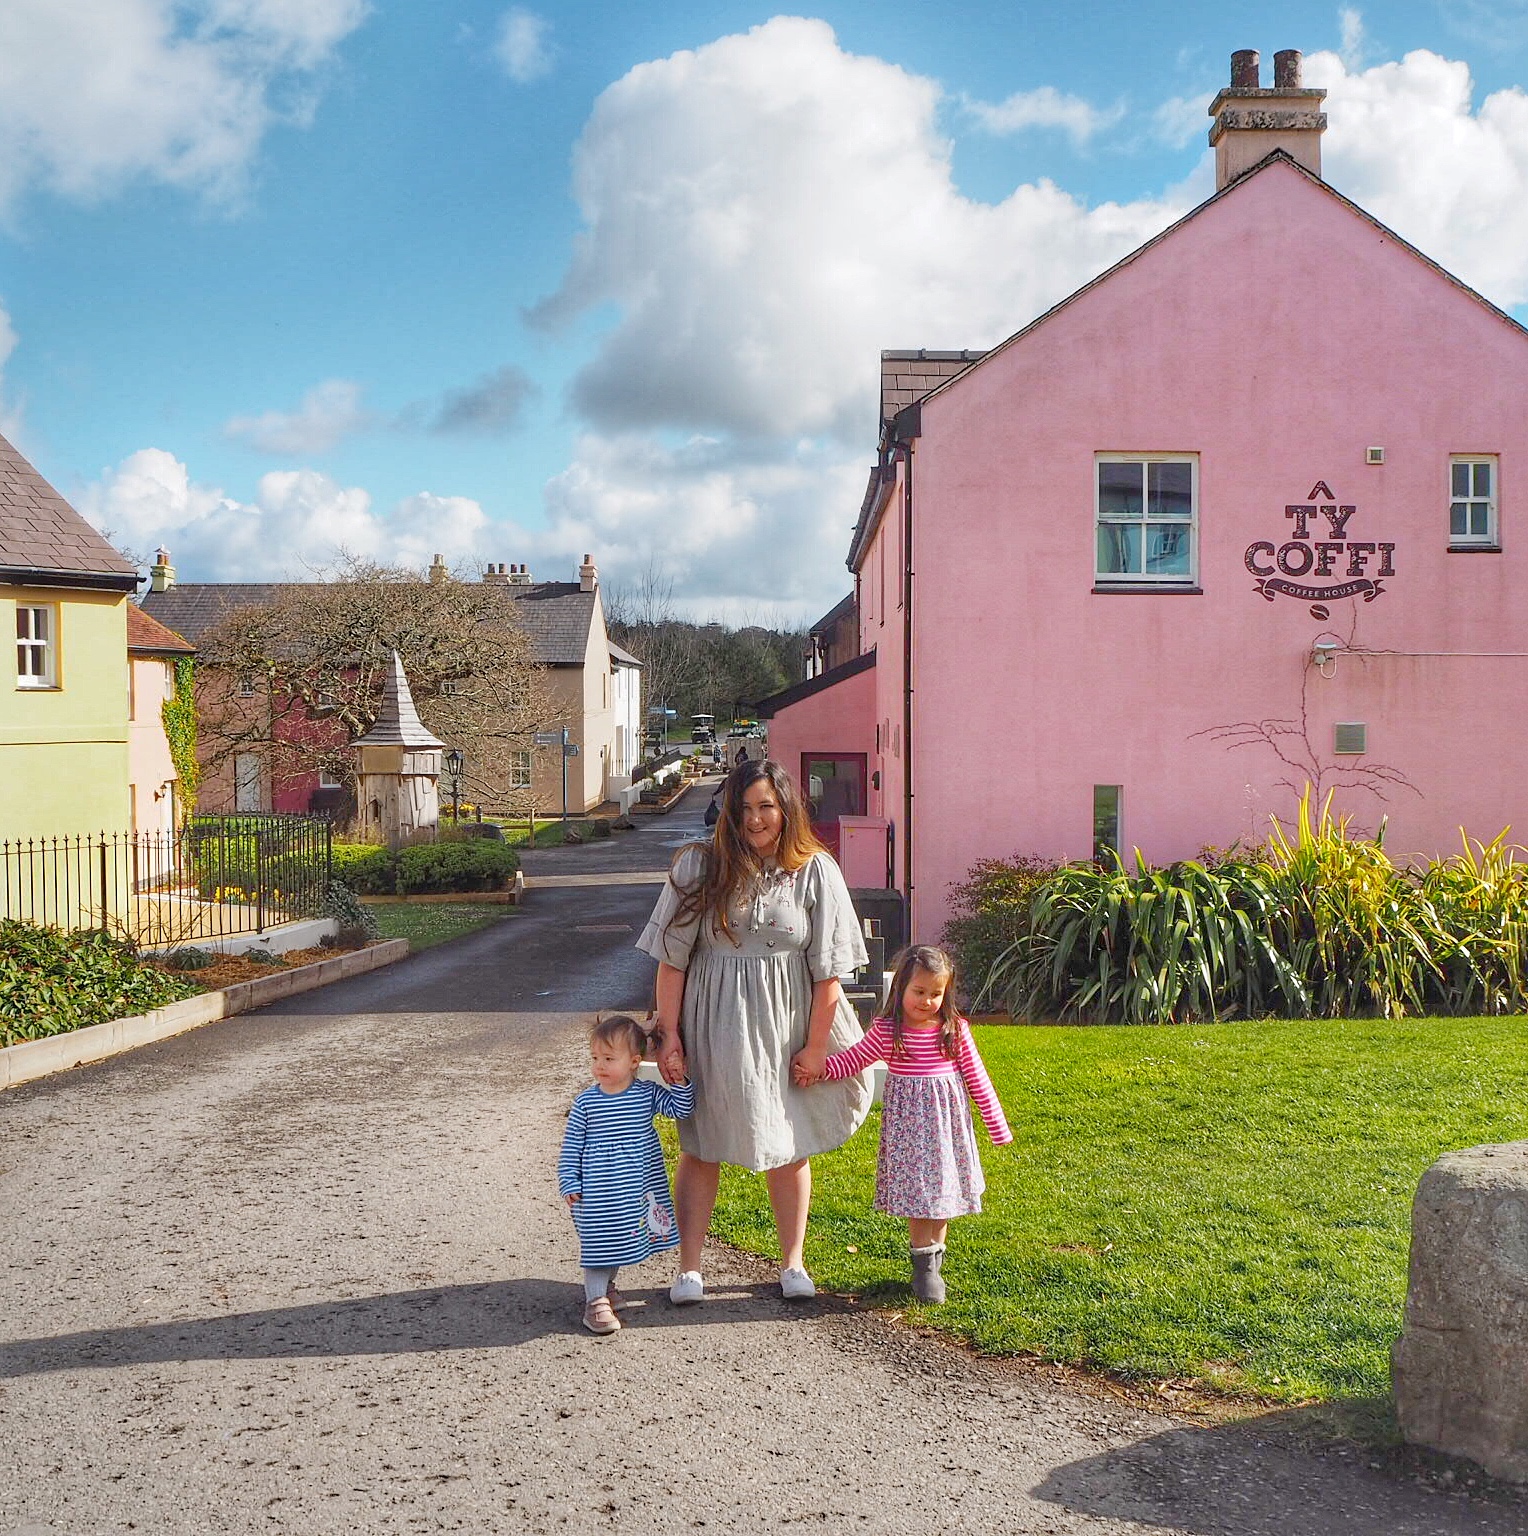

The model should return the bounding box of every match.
[794,945,1011,1303]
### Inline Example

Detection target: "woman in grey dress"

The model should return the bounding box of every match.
[638,759,871,1303]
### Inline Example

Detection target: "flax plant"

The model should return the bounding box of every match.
[1419,830,1528,1014]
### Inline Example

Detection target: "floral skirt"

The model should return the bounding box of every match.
[873,1072,985,1220]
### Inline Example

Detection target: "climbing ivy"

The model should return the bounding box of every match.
[161,655,200,812]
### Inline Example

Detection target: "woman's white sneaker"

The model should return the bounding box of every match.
[779,1266,816,1300]
[669,1270,705,1305]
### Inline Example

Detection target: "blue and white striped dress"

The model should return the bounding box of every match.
[557,1079,695,1267]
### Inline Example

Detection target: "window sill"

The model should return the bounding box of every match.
[15,683,61,692]
[1446,543,1502,554]
[1091,583,1203,595]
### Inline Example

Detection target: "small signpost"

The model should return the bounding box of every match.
[533,727,576,821]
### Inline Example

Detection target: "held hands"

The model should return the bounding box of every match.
[565,1192,580,1206]
[790,1046,828,1087]
[654,1029,687,1086]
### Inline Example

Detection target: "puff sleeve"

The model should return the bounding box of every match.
[636,843,708,970]
[802,852,869,983]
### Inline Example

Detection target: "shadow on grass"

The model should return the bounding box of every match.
[0,1279,855,1378]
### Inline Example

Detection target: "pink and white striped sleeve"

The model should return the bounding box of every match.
[822,1019,891,1080]
[954,1024,1012,1145]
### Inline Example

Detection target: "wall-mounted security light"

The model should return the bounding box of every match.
[1312,638,1341,677]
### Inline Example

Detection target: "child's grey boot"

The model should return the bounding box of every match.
[910,1244,946,1304]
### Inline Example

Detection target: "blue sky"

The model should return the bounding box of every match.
[5,1,1528,620]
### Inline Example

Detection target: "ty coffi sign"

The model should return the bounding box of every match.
[1244,481,1394,620]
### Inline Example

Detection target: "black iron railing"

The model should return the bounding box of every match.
[0,816,333,949]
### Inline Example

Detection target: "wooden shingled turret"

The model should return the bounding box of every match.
[351,651,445,848]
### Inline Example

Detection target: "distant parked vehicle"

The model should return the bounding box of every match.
[692,712,716,746]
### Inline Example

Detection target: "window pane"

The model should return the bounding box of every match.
[1098,462,1143,518]
[1147,461,1193,519]
[1474,462,1493,498]
[1451,502,1468,537]
[1453,462,1471,497]
[1093,785,1121,863]
[1145,523,1190,576]
[1472,504,1489,536]
[1097,521,1140,574]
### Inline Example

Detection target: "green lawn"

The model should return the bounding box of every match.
[704,1017,1528,1406]
[485,819,589,848]
[368,902,518,950]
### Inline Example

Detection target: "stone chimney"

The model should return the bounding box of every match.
[428,553,448,585]
[149,547,175,592]
[579,554,598,594]
[482,562,510,586]
[1208,49,1326,190]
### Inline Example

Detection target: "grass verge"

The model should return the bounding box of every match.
[368,902,518,950]
[704,1016,1528,1410]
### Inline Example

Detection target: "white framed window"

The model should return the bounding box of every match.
[16,604,57,688]
[237,674,257,698]
[439,679,461,697]
[318,769,344,789]
[1095,455,1198,584]
[234,753,263,812]
[510,750,532,789]
[1449,457,1498,546]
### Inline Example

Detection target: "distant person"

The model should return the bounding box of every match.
[639,759,872,1304]
[557,1015,694,1335]
[704,785,723,828]
[735,743,748,767]
[794,945,1012,1304]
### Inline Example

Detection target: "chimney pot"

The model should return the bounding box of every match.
[1231,49,1260,88]
[1274,49,1302,88]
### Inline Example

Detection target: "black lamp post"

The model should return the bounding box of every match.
[444,747,464,822]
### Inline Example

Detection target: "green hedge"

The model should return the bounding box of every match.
[942,854,1062,1007]
[0,921,200,1047]
[332,839,519,896]
[972,795,1528,1025]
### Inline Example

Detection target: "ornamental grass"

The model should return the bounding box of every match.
[978,793,1528,1025]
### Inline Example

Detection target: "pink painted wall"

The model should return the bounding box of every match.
[762,658,877,812]
[863,159,1528,939]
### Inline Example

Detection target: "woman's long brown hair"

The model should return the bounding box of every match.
[665,759,826,948]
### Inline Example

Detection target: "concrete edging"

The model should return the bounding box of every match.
[0,938,411,1093]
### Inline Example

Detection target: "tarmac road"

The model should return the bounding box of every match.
[0,788,1522,1535]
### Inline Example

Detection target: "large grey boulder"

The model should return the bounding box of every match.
[1392,1141,1528,1482]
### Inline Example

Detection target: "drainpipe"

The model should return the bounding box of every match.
[890,402,922,919]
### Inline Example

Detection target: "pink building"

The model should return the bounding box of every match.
[761,50,1528,940]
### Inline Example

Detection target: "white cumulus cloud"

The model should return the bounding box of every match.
[224,379,370,456]
[962,85,1124,145]
[0,0,366,211]
[78,448,504,581]
[493,7,552,83]
[1309,46,1528,306]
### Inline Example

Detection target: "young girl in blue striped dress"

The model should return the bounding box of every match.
[558,1015,694,1335]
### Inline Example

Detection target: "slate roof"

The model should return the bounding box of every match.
[140,579,600,668]
[609,639,642,667]
[138,584,289,640]
[126,605,195,655]
[0,431,139,591]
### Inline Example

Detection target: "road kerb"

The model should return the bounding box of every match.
[0,938,411,1093]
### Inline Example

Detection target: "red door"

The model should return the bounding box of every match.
[800,753,867,858]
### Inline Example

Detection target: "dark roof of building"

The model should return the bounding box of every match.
[140,578,601,668]
[0,432,139,591]
[504,582,598,666]
[755,647,875,719]
[138,584,288,640]
[126,605,195,655]
[879,351,988,425]
[809,591,856,637]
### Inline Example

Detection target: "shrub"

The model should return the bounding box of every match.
[331,841,397,895]
[321,880,380,942]
[395,839,519,895]
[942,854,1063,1009]
[982,792,1528,1026]
[0,921,201,1046]
[164,946,218,970]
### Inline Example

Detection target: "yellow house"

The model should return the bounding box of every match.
[1,431,140,840]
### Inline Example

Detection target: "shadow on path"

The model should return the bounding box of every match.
[0,1281,851,1377]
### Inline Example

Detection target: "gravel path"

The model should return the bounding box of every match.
[1,794,1521,1534]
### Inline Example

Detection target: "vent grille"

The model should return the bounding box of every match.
[1334,722,1367,755]
[1366,446,1385,465]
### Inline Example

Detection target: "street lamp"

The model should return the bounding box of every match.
[444,747,464,822]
